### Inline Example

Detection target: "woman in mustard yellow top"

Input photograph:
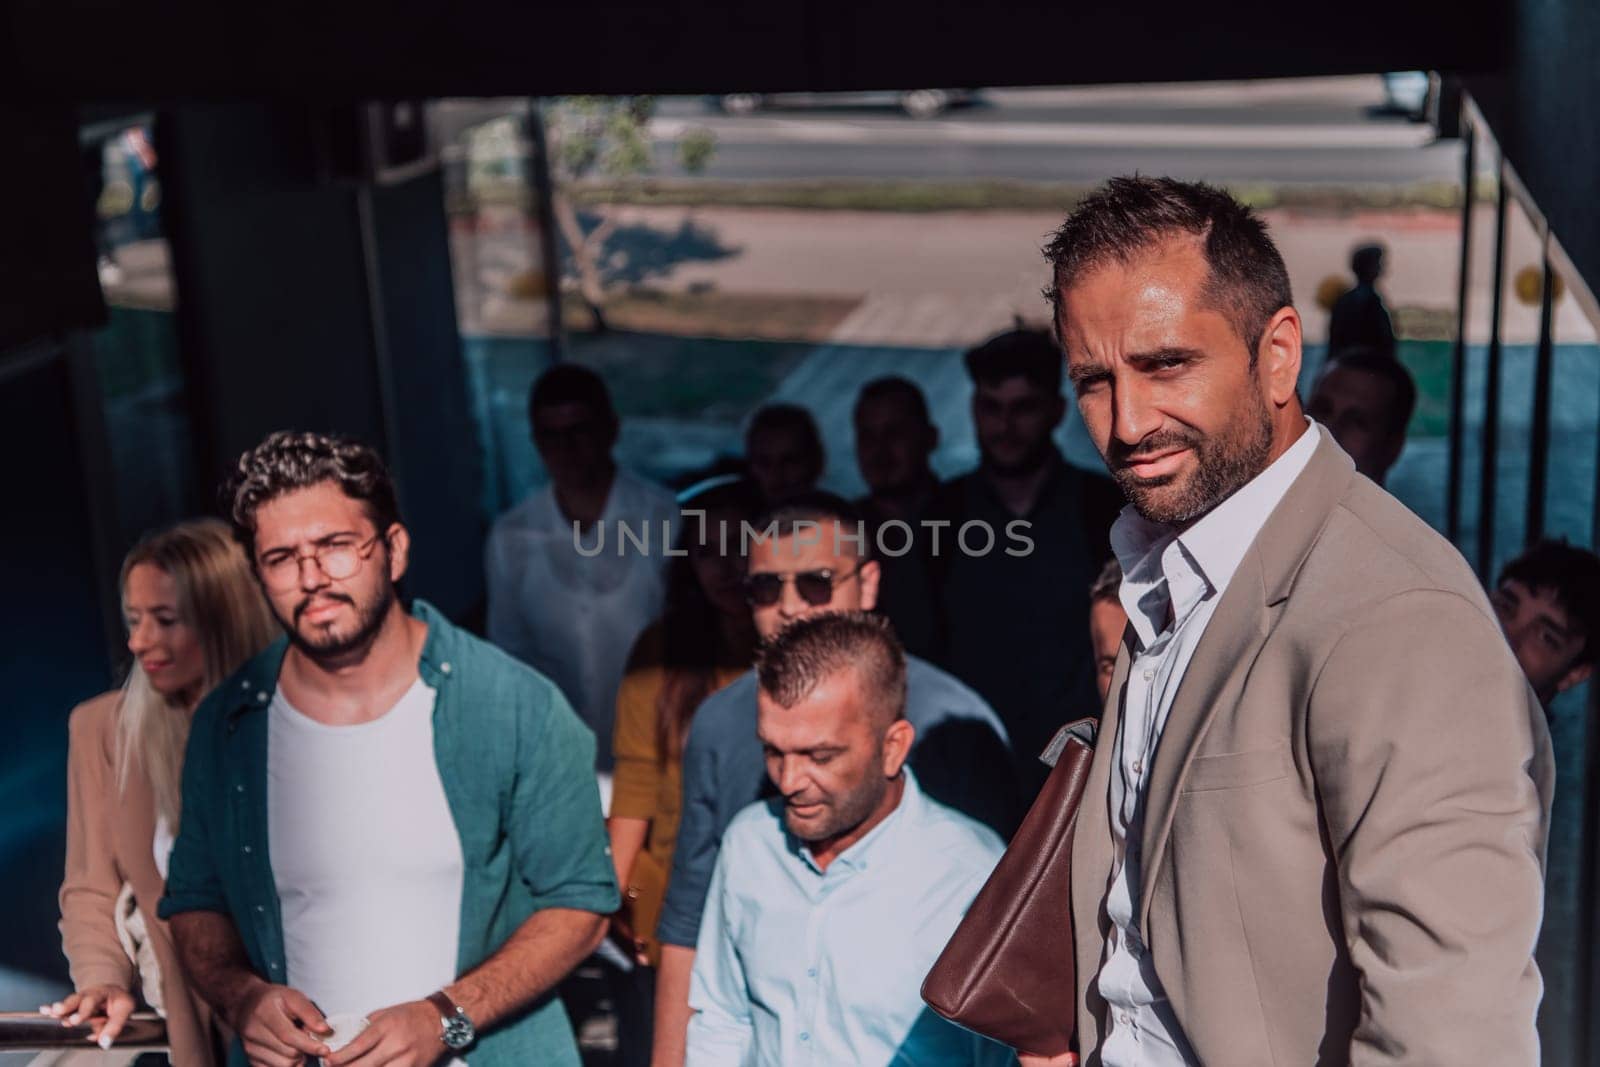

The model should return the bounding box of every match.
[608,479,761,978]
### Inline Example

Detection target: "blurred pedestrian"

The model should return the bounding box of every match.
[50,520,277,1065]
[1306,345,1416,486]
[604,479,763,1064]
[938,328,1122,798]
[744,403,825,504]
[1492,539,1600,708]
[485,364,678,778]
[1327,243,1396,358]
[853,376,945,660]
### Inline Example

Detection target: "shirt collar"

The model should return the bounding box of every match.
[1111,419,1320,647]
[225,598,455,722]
[796,767,925,876]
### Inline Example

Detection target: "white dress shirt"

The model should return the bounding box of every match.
[484,466,677,773]
[1097,421,1319,1065]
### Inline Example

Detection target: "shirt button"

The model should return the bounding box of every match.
[441,662,453,674]
[242,845,253,854]
[1132,759,1143,774]
[256,691,269,703]
[255,905,265,913]
[799,1033,810,1042]
[1142,669,1154,681]
[235,784,245,794]
[806,968,816,978]
[1119,1013,1131,1026]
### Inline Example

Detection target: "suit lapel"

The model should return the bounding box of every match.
[1135,551,1273,932]
[1134,428,1356,933]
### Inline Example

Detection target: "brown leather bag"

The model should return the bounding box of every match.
[921,717,1097,1057]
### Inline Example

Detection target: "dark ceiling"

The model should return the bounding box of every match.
[3,0,1507,102]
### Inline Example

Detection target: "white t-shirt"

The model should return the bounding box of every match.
[267,678,465,1027]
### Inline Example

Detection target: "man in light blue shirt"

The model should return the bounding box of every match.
[688,612,1011,1067]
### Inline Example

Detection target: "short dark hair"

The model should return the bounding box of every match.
[1090,557,1123,606]
[756,610,907,722]
[1320,346,1418,438]
[746,403,824,458]
[1498,539,1600,666]
[1351,243,1385,283]
[528,364,616,425]
[1043,176,1293,354]
[754,490,871,561]
[224,431,402,558]
[855,376,932,425]
[963,328,1063,395]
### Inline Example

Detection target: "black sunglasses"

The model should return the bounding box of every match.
[742,563,863,608]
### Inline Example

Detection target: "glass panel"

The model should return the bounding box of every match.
[431,99,560,517]
[85,120,197,554]
[1487,193,1544,577]
[1443,137,1497,562]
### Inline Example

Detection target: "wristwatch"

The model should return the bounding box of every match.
[425,990,476,1052]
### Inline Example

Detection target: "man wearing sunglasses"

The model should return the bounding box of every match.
[161,431,618,1067]
[649,491,1016,1067]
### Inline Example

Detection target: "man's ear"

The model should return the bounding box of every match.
[385,523,411,583]
[857,558,882,612]
[1259,306,1304,409]
[882,718,916,777]
[1556,661,1593,696]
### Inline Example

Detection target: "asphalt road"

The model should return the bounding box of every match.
[646,78,1464,185]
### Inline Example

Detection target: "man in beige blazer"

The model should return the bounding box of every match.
[1025,176,1552,1066]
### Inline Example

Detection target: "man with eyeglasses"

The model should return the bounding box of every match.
[161,430,618,1067]
[647,491,1015,1067]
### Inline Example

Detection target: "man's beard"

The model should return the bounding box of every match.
[784,766,888,844]
[1107,386,1275,526]
[282,580,395,661]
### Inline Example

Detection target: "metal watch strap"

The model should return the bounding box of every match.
[426,990,474,1048]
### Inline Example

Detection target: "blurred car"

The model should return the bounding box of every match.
[1380,71,1433,120]
[710,89,976,119]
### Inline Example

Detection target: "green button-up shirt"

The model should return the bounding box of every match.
[159,599,620,1066]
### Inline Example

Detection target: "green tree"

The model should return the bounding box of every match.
[541,96,716,330]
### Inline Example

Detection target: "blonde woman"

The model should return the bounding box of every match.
[47,519,277,1064]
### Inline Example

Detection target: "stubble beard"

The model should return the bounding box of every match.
[1112,386,1275,527]
[784,768,887,844]
[283,580,396,663]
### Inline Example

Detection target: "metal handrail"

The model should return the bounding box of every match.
[0,1011,167,1052]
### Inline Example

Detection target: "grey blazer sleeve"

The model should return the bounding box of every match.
[1307,588,1549,1064]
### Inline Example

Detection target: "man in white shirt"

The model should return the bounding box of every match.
[1016,176,1548,1065]
[688,611,1012,1067]
[485,364,678,774]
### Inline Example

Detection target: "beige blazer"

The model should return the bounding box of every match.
[60,691,220,1067]
[1070,429,1554,1065]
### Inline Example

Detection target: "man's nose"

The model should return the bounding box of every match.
[297,554,330,591]
[1111,375,1160,446]
[778,578,809,617]
[776,756,809,797]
